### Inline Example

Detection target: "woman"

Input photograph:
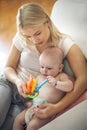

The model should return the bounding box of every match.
[0,2,87,128]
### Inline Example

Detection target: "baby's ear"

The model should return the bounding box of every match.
[59,64,64,72]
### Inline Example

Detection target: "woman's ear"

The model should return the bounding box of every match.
[59,64,64,72]
[45,16,50,27]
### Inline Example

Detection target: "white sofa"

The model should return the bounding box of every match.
[0,1,87,130]
[51,0,87,59]
[40,100,87,130]
[40,0,87,130]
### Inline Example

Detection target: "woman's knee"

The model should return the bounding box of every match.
[0,84,12,126]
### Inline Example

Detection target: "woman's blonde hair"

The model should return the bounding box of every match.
[16,2,63,46]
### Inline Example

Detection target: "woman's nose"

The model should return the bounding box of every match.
[31,36,39,43]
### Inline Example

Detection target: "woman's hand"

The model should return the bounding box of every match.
[15,78,27,97]
[34,103,57,119]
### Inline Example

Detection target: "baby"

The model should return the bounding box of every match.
[13,46,74,130]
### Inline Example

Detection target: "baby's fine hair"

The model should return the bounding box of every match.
[40,46,64,64]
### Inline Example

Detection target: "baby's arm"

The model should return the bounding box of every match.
[47,74,74,92]
[55,73,74,92]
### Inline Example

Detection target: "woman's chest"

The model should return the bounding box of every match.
[19,48,40,70]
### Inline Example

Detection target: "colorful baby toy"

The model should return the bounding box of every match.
[25,75,48,99]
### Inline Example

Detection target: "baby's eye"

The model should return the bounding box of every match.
[40,66,44,69]
[47,67,52,70]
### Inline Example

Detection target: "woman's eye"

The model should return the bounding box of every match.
[25,35,31,39]
[27,36,31,39]
[36,32,41,36]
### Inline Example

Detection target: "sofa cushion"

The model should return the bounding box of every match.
[51,0,87,59]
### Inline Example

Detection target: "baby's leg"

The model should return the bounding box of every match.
[25,106,35,124]
[12,109,28,130]
[26,115,53,130]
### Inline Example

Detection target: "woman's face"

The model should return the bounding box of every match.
[22,23,50,47]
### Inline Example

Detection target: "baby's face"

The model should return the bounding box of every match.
[39,57,60,77]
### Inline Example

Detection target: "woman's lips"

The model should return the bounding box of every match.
[35,42,43,45]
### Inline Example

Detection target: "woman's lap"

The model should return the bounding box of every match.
[0,74,31,128]
[0,75,12,126]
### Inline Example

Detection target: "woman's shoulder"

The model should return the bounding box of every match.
[59,35,75,57]
[13,32,21,42]
[13,32,28,52]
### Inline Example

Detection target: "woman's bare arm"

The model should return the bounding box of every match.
[4,44,26,96]
[54,45,87,112]
[63,45,87,103]
[4,44,21,84]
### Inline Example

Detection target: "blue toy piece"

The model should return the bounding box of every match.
[35,79,48,91]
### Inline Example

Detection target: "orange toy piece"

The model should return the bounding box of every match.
[25,75,37,94]
[25,75,33,94]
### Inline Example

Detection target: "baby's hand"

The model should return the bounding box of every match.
[47,76,57,86]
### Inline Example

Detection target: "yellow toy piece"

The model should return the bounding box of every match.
[31,79,37,93]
